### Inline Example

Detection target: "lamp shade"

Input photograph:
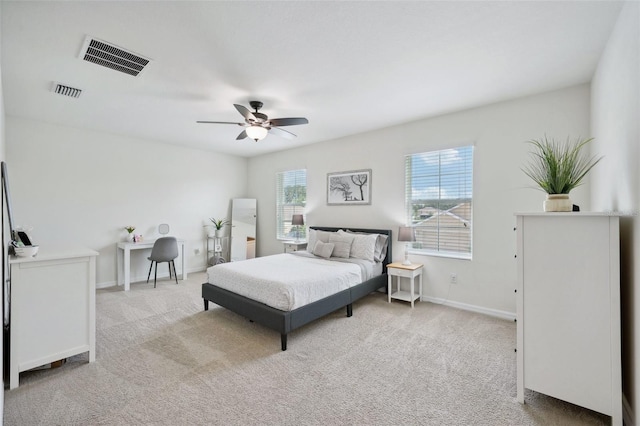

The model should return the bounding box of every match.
[292,214,304,226]
[398,226,416,242]
[246,125,268,141]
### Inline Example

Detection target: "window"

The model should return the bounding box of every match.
[405,146,473,259]
[276,169,307,240]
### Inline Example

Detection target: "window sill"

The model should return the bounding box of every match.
[408,249,472,261]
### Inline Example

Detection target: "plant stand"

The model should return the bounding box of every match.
[207,236,228,266]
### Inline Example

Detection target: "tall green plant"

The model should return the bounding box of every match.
[522,136,603,194]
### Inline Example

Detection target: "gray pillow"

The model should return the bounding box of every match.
[346,230,389,262]
[312,241,335,259]
[374,234,389,262]
[307,229,332,253]
[339,230,376,261]
[329,232,354,258]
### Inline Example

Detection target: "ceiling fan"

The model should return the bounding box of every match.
[197,101,309,142]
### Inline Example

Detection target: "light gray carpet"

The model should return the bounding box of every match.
[4,272,608,425]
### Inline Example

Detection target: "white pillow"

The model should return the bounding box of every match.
[339,230,376,261]
[307,229,332,253]
[312,241,335,259]
[345,230,389,262]
[374,234,389,262]
[329,232,354,258]
[307,229,317,253]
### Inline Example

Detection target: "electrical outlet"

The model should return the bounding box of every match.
[450,273,458,284]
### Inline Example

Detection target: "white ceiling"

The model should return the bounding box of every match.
[1,1,625,158]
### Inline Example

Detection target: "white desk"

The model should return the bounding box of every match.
[116,239,186,291]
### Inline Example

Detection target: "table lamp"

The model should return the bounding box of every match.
[398,226,416,265]
[292,214,304,242]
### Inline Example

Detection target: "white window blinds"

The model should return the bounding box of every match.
[405,146,473,258]
[276,169,307,240]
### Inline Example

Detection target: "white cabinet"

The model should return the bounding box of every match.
[515,213,621,425]
[9,245,98,389]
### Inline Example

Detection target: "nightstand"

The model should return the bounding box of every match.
[283,241,307,253]
[387,262,423,308]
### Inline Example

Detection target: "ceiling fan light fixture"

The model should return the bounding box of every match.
[246,125,268,141]
[197,101,308,142]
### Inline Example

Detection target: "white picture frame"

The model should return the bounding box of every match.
[327,169,372,205]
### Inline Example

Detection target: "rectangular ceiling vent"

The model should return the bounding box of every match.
[78,36,151,77]
[51,82,82,98]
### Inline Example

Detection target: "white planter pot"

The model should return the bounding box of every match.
[544,194,572,212]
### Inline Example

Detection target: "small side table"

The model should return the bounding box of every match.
[387,262,423,308]
[283,241,307,253]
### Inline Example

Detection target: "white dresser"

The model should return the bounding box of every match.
[9,245,98,389]
[515,213,622,425]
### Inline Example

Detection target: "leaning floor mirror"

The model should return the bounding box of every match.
[230,198,256,261]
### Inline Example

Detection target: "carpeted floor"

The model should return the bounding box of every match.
[4,271,609,425]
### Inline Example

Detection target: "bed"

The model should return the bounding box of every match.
[202,226,392,350]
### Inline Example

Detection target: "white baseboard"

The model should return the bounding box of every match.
[624,393,635,426]
[96,266,207,289]
[421,296,516,321]
[422,297,635,425]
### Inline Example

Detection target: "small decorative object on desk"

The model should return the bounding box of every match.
[158,223,170,236]
[124,226,135,242]
[521,136,602,212]
[133,234,143,243]
[13,244,39,257]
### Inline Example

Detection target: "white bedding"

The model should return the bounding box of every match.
[206,252,377,311]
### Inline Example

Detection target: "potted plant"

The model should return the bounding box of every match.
[209,217,230,237]
[124,226,136,242]
[522,136,602,212]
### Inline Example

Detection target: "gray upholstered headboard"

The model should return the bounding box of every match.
[309,226,392,273]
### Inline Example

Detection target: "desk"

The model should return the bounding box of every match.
[116,239,186,291]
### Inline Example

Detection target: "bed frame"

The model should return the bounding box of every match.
[202,226,392,351]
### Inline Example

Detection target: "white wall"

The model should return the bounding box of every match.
[6,117,248,286]
[248,84,591,317]
[591,2,640,423]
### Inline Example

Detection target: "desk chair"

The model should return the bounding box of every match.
[147,237,179,288]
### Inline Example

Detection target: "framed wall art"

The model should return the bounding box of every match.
[327,169,372,205]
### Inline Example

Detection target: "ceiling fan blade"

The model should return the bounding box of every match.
[196,121,245,125]
[269,117,308,127]
[269,126,297,140]
[234,104,257,121]
[236,130,248,140]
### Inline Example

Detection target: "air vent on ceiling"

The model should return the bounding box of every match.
[51,82,82,98]
[78,36,151,77]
